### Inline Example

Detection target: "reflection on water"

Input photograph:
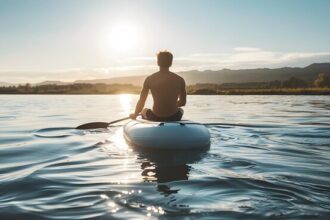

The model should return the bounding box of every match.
[0,95,330,219]
[140,161,190,183]
[137,149,207,196]
[119,94,133,115]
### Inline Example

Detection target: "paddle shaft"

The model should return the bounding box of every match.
[76,116,130,129]
[108,116,130,125]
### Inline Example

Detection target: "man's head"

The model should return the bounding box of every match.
[157,51,173,68]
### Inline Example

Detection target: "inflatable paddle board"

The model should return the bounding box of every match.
[123,119,210,149]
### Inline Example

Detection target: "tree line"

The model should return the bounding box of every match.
[187,73,330,94]
[0,83,141,94]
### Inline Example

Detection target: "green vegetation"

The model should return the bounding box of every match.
[188,86,330,95]
[0,83,140,94]
[314,73,330,88]
[187,74,330,95]
[211,88,330,95]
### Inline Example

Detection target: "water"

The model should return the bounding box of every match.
[0,95,329,219]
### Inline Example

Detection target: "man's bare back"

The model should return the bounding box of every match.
[145,70,186,117]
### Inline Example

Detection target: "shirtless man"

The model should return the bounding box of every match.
[129,51,186,121]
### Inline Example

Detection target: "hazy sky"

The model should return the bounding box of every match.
[1,0,330,83]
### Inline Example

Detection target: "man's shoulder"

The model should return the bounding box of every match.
[147,71,185,83]
[170,72,185,83]
[168,71,184,80]
[144,72,159,86]
[147,71,160,79]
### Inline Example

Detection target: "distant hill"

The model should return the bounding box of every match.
[72,63,330,86]
[178,63,330,85]
[34,81,71,86]
[2,63,329,86]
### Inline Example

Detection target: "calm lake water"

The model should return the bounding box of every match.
[0,95,329,219]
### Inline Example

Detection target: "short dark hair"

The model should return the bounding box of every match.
[157,51,173,67]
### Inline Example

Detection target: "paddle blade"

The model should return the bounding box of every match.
[76,122,109,129]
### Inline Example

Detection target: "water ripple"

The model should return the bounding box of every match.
[0,95,330,219]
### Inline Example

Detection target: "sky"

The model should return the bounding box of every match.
[0,0,330,83]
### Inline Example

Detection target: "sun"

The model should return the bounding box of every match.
[108,21,141,53]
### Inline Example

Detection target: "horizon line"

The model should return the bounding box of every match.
[1,62,329,85]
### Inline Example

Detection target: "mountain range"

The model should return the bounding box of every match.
[2,63,330,86]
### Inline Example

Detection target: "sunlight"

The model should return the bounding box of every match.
[108,21,142,53]
[111,127,129,151]
[119,94,132,115]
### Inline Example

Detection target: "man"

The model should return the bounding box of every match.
[129,51,186,121]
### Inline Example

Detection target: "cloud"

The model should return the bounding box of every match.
[1,48,330,83]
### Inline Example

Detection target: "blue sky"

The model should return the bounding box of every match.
[0,0,330,83]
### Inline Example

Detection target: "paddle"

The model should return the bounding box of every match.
[76,116,130,129]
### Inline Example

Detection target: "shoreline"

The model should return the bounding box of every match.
[1,91,330,95]
[1,84,330,95]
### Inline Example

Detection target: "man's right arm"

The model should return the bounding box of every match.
[177,78,186,107]
[130,78,149,119]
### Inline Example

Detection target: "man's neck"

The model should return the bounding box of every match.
[159,67,170,72]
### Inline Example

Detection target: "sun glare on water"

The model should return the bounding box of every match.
[119,94,132,115]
